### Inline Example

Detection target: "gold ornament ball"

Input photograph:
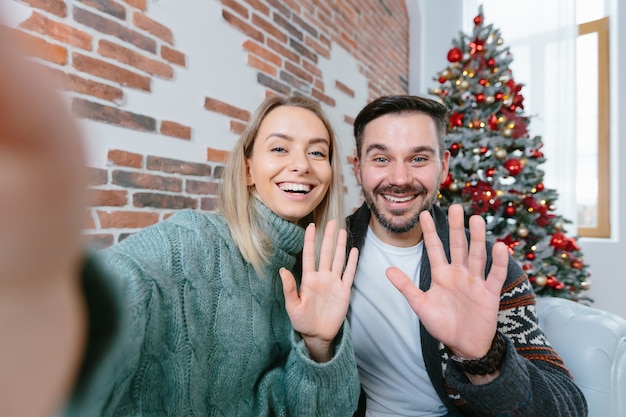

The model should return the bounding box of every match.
[485,95,495,104]
[534,275,547,287]
[460,80,470,90]
[497,38,504,45]
[580,280,591,290]
[502,128,513,137]
[448,182,459,192]
[517,226,530,238]
[495,148,507,160]
[441,69,451,78]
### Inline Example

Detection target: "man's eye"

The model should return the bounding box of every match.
[373,157,388,163]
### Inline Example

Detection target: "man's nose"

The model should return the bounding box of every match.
[389,162,410,184]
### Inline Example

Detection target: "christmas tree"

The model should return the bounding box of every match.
[429,6,592,302]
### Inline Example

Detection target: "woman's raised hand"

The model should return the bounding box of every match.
[0,28,88,417]
[280,220,358,362]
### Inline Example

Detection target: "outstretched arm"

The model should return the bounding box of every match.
[0,27,88,417]
[281,220,359,362]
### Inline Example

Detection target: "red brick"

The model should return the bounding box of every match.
[247,54,277,77]
[73,7,156,53]
[122,0,146,11]
[108,149,143,168]
[284,61,313,83]
[186,180,219,195]
[204,98,250,121]
[112,170,182,192]
[304,35,330,59]
[20,0,67,17]
[207,148,229,163]
[133,193,198,210]
[161,45,186,67]
[200,197,219,211]
[72,98,157,132]
[335,79,355,98]
[311,88,335,107]
[87,167,109,186]
[243,40,281,66]
[77,0,126,20]
[98,40,173,79]
[89,189,129,206]
[252,13,287,43]
[73,52,151,91]
[230,119,247,135]
[97,210,159,228]
[344,114,355,126]
[146,157,211,176]
[222,9,264,43]
[160,121,192,140]
[242,0,270,16]
[267,37,299,63]
[48,68,124,103]
[221,0,249,19]
[19,12,92,51]
[132,12,174,44]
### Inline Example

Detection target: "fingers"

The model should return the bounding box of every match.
[419,209,448,268]
[341,247,359,288]
[386,267,424,312]
[301,223,316,273]
[448,204,469,266]
[467,214,487,277]
[280,267,298,309]
[485,242,509,295]
[317,219,337,271]
[331,228,347,274]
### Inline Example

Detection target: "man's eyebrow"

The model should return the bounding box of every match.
[364,143,436,154]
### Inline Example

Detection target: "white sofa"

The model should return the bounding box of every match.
[536,296,626,417]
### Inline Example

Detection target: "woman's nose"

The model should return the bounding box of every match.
[289,151,310,173]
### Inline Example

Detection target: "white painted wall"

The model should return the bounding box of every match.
[410,0,626,319]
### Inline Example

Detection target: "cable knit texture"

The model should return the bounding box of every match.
[66,200,360,417]
[347,203,588,417]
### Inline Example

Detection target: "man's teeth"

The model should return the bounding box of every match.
[280,183,311,193]
[384,195,414,202]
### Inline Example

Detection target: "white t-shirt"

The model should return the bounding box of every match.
[349,227,447,417]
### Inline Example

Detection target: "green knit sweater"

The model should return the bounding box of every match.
[65,202,360,416]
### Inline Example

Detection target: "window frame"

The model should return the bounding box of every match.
[577,17,610,238]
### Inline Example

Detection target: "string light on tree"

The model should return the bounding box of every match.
[429,5,592,302]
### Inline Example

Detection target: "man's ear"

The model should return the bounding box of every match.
[440,150,450,183]
[245,157,255,186]
[352,154,362,185]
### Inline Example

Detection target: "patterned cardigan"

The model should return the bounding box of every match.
[347,203,588,417]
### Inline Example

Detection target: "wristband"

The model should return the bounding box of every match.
[448,331,507,375]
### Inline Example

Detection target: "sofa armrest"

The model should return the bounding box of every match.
[536,296,626,417]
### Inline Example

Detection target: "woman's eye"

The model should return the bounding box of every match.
[310,150,327,158]
[271,146,287,153]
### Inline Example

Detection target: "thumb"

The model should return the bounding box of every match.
[279,267,299,309]
[386,267,424,312]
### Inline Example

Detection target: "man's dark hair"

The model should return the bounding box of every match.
[353,95,450,158]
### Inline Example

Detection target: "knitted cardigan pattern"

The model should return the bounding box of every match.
[346,203,588,417]
[66,202,360,417]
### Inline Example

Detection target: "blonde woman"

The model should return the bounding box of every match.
[0,32,360,417]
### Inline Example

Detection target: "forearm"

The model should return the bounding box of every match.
[445,337,587,417]
[0,272,86,417]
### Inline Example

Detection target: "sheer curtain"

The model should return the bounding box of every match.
[462,1,579,228]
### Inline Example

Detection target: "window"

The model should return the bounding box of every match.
[575,16,610,238]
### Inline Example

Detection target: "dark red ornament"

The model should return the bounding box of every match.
[474,15,483,25]
[438,76,447,84]
[475,93,486,103]
[504,205,516,216]
[479,78,488,86]
[449,111,464,128]
[535,183,545,192]
[504,158,523,176]
[487,58,496,67]
[488,114,499,131]
[526,252,536,261]
[447,47,463,63]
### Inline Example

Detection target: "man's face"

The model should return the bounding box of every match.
[354,112,449,245]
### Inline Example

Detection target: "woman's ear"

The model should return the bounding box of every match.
[245,157,255,186]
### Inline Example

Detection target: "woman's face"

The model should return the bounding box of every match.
[245,105,332,223]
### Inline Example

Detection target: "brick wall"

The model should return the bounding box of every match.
[5,0,410,247]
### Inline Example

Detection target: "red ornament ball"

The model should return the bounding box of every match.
[447,47,463,63]
[535,183,545,192]
[526,252,536,261]
[474,15,483,25]
[487,58,496,67]
[476,93,486,103]
[505,205,516,216]
[504,158,523,176]
[450,142,461,156]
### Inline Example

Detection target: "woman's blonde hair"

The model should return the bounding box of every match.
[218,95,346,275]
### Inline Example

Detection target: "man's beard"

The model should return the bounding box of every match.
[363,184,438,234]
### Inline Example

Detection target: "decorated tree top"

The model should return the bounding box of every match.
[429,6,591,302]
